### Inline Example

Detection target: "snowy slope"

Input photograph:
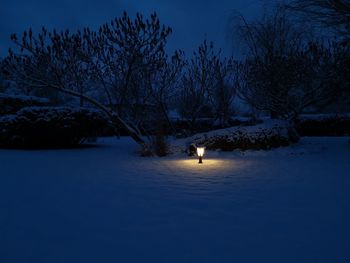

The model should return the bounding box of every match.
[0,137,349,263]
[171,119,295,152]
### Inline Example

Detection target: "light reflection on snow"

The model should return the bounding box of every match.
[154,157,252,190]
[167,158,248,174]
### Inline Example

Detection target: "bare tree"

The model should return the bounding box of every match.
[234,6,306,60]
[235,7,304,119]
[287,0,350,41]
[287,0,350,113]
[234,7,339,120]
[211,57,237,127]
[177,41,237,129]
[3,12,172,155]
[177,72,208,130]
[177,41,214,128]
[144,50,185,133]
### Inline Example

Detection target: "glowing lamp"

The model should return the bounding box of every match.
[196,146,205,164]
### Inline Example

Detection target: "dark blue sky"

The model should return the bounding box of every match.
[0,0,276,57]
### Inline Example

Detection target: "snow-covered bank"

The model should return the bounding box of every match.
[172,119,298,152]
[0,137,349,263]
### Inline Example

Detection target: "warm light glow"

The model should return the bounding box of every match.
[196,147,205,157]
[167,158,249,174]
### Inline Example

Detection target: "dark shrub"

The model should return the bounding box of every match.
[0,107,110,149]
[0,93,50,116]
[188,120,299,151]
[297,114,350,136]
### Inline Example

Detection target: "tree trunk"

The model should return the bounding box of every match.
[51,84,151,154]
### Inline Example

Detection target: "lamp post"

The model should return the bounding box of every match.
[196,146,205,164]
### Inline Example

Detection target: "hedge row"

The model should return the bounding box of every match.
[0,107,110,149]
[188,120,299,151]
[0,93,50,115]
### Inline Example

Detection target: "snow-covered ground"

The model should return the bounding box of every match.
[0,137,349,263]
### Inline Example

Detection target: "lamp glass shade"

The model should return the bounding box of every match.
[196,147,205,157]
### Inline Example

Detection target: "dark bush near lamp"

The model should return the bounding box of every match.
[0,107,110,149]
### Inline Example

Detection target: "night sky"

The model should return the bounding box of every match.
[0,0,277,57]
